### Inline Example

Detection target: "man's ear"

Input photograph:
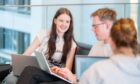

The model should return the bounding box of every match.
[104,21,109,29]
[106,20,112,29]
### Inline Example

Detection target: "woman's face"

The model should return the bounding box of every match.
[54,13,71,34]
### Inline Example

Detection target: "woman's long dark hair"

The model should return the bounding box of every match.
[47,8,75,64]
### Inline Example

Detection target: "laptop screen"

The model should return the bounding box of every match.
[12,54,39,76]
[34,51,72,83]
[75,55,108,80]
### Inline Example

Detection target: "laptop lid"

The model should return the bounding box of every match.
[34,51,52,73]
[34,51,72,83]
[12,54,39,76]
[75,55,108,81]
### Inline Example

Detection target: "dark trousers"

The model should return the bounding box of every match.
[16,66,70,84]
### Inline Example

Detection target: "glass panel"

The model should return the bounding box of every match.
[82,4,124,44]
[82,0,138,4]
[0,27,30,64]
[0,6,46,64]
[125,3,140,42]
[0,0,30,15]
[0,6,31,64]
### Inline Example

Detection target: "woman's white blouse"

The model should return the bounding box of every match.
[36,30,64,63]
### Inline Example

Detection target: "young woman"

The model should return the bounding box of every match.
[15,7,77,84]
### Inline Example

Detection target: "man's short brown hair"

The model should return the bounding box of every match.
[91,8,117,22]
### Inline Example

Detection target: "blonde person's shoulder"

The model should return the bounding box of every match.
[90,59,114,74]
[79,59,111,84]
[95,41,105,46]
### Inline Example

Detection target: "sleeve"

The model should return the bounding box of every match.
[88,45,94,56]
[36,29,50,43]
[71,40,77,49]
[88,42,104,56]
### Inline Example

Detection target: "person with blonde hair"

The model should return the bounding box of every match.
[88,8,116,57]
[79,18,140,84]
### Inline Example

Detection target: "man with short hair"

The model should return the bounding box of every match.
[88,8,117,57]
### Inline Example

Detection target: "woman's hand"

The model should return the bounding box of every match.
[51,66,77,84]
[60,68,77,84]
[51,66,67,79]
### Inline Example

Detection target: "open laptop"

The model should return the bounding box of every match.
[12,54,40,76]
[75,55,108,81]
[34,51,72,83]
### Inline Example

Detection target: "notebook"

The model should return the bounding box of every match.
[75,55,108,81]
[34,51,72,83]
[12,54,40,76]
